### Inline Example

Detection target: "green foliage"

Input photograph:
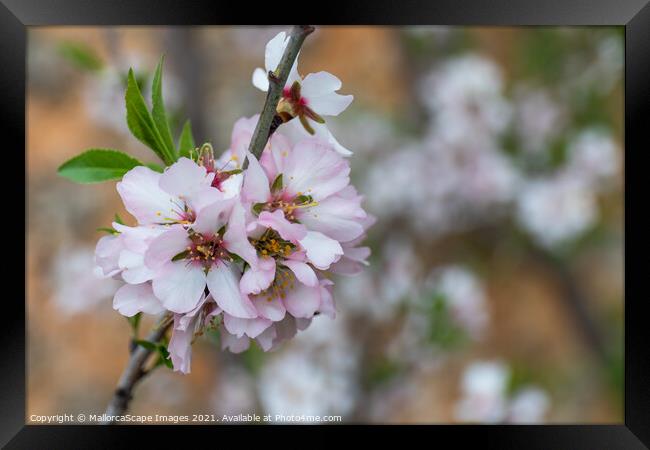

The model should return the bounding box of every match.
[241,343,266,375]
[172,250,190,262]
[151,56,177,159]
[146,162,164,173]
[135,338,173,369]
[603,341,623,411]
[271,174,283,193]
[127,313,142,337]
[97,226,118,235]
[155,343,173,369]
[252,203,265,216]
[364,357,401,389]
[58,55,198,184]
[134,339,157,351]
[294,194,313,204]
[572,88,614,128]
[518,30,568,83]
[125,66,176,165]
[178,120,196,158]
[57,149,143,183]
[426,292,467,349]
[58,41,103,72]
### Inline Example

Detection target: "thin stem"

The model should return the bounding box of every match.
[246,25,315,163]
[101,313,172,423]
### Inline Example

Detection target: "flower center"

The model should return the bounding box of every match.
[259,267,295,302]
[262,193,318,222]
[276,81,325,135]
[178,230,232,269]
[250,228,294,258]
[156,198,196,225]
[195,143,240,191]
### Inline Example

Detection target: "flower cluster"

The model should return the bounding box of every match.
[94,32,370,373]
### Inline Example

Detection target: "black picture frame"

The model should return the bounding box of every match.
[5,0,649,447]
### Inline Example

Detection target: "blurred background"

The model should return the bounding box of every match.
[27,26,623,423]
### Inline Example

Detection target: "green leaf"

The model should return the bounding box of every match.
[127,313,142,336]
[252,203,265,216]
[58,41,103,72]
[152,343,173,369]
[157,344,173,368]
[146,162,164,173]
[97,226,118,235]
[172,250,190,261]
[57,149,143,184]
[271,174,283,193]
[151,55,177,159]
[294,194,313,204]
[133,339,157,351]
[125,68,174,165]
[178,120,196,158]
[229,253,244,264]
[114,213,125,225]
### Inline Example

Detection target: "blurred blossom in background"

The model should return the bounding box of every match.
[27,26,623,423]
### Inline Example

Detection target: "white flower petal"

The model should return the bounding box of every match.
[116,166,176,224]
[119,249,155,284]
[224,202,259,268]
[282,283,321,318]
[265,32,289,72]
[307,93,354,117]
[252,67,270,91]
[113,283,165,317]
[206,261,258,319]
[252,294,286,322]
[301,71,342,97]
[282,260,318,287]
[223,314,272,339]
[282,138,350,200]
[299,231,343,270]
[242,151,271,204]
[144,226,190,271]
[152,261,206,313]
[240,257,276,295]
[159,157,212,198]
[192,198,234,236]
[220,328,251,353]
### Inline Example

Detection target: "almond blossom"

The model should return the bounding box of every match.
[144,198,257,315]
[86,29,370,377]
[97,125,371,373]
[251,32,354,155]
[215,135,370,353]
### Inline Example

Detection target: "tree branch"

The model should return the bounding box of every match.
[101,313,172,424]
[246,25,315,162]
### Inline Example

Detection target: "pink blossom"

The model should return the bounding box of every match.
[97,102,371,371]
[144,199,258,316]
[251,32,354,155]
[168,294,221,374]
[242,137,365,245]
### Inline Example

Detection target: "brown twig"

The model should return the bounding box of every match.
[245,25,315,163]
[101,313,172,424]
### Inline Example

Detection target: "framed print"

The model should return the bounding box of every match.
[3,0,650,447]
